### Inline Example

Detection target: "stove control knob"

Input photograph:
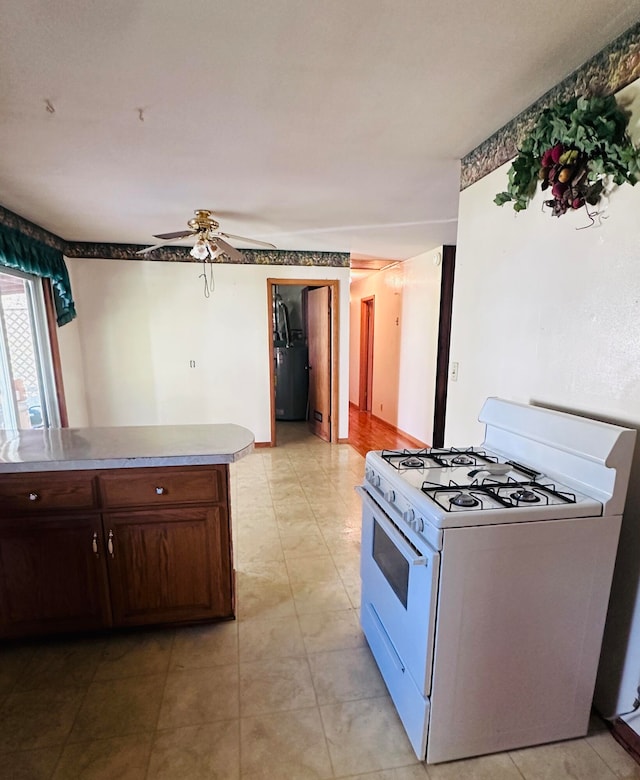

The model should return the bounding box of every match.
[415,517,424,533]
[384,490,395,504]
[403,508,415,526]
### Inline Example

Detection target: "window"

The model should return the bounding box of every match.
[0,268,61,429]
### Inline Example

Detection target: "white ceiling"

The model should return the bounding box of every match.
[1,1,638,261]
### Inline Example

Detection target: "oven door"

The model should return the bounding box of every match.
[358,485,440,696]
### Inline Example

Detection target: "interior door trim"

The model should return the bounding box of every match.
[359,296,374,411]
[267,278,340,447]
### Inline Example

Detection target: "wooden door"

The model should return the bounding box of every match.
[359,297,375,411]
[105,506,233,626]
[0,513,111,637]
[307,286,332,441]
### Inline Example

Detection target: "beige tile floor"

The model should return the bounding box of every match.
[0,422,638,779]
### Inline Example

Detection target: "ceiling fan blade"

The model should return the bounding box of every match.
[214,237,246,263]
[218,232,276,250]
[153,230,195,240]
[136,235,190,255]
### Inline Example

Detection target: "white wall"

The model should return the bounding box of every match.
[446,77,640,444]
[55,312,89,427]
[59,258,350,443]
[397,249,443,444]
[445,77,640,721]
[349,248,443,444]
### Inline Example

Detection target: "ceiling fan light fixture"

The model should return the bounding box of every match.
[190,238,209,261]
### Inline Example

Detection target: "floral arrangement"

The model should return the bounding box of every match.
[495,95,640,217]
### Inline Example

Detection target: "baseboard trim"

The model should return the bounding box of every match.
[337,437,349,444]
[369,412,428,449]
[254,441,272,448]
[610,719,640,765]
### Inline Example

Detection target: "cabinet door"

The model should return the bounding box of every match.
[105,506,233,626]
[0,514,112,638]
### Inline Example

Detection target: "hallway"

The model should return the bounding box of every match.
[347,405,427,457]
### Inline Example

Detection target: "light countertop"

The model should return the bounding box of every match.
[0,424,255,473]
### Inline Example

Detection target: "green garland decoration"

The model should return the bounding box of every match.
[494,95,640,217]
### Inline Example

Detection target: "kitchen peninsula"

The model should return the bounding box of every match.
[0,424,254,639]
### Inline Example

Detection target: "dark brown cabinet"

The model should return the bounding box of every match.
[0,465,233,639]
[0,512,112,637]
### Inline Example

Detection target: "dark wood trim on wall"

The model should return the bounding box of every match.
[43,279,69,427]
[610,718,640,766]
[432,245,456,449]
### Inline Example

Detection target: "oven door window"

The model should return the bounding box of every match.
[372,518,409,608]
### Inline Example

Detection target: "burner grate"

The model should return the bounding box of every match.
[381,447,499,470]
[420,477,578,512]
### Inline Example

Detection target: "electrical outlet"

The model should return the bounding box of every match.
[451,362,459,382]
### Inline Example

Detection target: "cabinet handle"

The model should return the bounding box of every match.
[28,492,39,502]
[92,532,99,557]
[107,530,115,558]
[155,486,165,495]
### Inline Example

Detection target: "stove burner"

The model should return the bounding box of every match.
[451,454,475,465]
[450,492,479,508]
[510,488,540,503]
[401,456,425,468]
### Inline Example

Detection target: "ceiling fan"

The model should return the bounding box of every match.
[137,209,276,262]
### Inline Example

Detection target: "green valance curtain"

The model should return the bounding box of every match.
[0,223,76,326]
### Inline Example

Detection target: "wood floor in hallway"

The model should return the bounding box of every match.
[348,404,428,458]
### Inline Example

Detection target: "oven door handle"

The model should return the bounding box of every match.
[356,485,429,567]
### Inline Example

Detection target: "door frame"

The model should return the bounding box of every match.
[359,296,375,411]
[267,278,340,447]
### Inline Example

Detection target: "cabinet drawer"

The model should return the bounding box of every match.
[98,466,225,508]
[0,471,98,514]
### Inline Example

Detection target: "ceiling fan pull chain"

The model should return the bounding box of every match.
[199,259,215,298]
[200,262,210,298]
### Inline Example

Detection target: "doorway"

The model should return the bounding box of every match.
[267,278,339,447]
[358,296,374,412]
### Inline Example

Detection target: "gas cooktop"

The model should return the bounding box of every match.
[364,446,602,529]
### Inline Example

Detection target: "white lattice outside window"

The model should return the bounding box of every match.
[0,269,60,429]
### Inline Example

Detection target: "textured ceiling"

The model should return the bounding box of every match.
[1,1,639,261]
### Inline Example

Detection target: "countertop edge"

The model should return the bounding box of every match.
[0,425,255,473]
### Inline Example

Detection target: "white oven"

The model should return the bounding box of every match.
[358,397,636,764]
[357,485,439,757]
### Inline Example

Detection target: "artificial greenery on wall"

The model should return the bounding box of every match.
[494,95,640,218]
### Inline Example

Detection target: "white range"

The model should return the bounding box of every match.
[358,397,636,764]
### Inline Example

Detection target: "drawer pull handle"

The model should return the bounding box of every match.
[92,532,99,557]
[107,530,115,558]
[155,486,166,495]
[28,492,39,502]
